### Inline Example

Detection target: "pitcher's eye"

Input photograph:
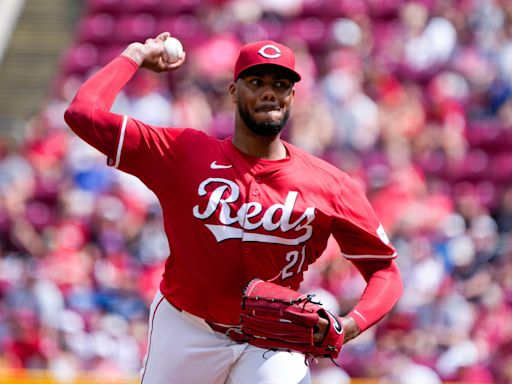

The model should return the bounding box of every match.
[275,80,292,90]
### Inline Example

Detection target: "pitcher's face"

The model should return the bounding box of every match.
[231,65,295,136]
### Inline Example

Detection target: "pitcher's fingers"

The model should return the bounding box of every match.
[163,52,186,70]
[156,32,171,41]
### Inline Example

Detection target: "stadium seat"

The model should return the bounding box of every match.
[237,19,284,43]
[114,14,158,43]
[489,152,512,183]
[87,0,125,14]
[366,0,405,19]
[460,149,490,182]
[161,0,204,14]
[157,15,206,46]
[465,120,505,151]
[78,13,116,44]
[300,0,360,19]
[62,43,99,75]
[97,44,126,66]
[415,150,446,176]
[282,18,333,53]
[124,0,163,14]
[475,180,499,209]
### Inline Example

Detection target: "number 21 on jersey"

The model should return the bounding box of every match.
[281,245,307,280]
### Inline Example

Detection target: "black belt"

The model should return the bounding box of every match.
[206,321,235,335]
[168,299,237,335]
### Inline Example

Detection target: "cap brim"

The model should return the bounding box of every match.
[236,63,301,82]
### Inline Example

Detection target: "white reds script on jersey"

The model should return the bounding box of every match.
[112,120,396,324]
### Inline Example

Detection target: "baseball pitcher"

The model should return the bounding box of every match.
[64,32,403,384]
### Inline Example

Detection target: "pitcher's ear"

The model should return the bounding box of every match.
[229,82,237,103]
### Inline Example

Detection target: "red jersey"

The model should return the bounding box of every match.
[65,56,398,327]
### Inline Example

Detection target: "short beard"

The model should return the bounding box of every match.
[238,103,290,137]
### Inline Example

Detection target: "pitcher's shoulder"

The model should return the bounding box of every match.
[285,141,353,183]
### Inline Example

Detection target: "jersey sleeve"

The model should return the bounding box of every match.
[331,176,402,332]
[331,175,396,260]
[112,116,187,191]
[64,55,186,192]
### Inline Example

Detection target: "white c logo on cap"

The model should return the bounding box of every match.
[258,45,282,59]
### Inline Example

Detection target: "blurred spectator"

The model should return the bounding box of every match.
[398,1,457,75]
[322,52,380,151]
[123,71,174,126]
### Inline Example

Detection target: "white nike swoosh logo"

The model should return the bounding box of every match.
[210,161,232,169]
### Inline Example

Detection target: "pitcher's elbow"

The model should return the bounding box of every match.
[64,101,91,135]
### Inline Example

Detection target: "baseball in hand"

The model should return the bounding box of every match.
[163,37,184,63]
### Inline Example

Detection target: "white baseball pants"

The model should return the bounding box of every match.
[140,290,311,384]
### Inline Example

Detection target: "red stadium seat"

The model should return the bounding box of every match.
[237,20,284,43]
[157,15,206,46]
[366,0,405,18]
[62,43,99,75]
[300,0,360,19]
[503,127,512,149]
[452,180,499,210]
[114,14,158,43]
[475,180,499,210]
[489,152,512,183]
[79,13,116,44]
[87,0,125,14]
[416,150,446,176]
[160,0,204,14]
[124,0,163,14]
[282,18,333,53]
[465,120,505,151]
[97,44,126,66]
[437,149,490,183]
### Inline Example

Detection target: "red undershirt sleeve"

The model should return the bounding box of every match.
[64,55,139,159]
[329,174,402,331]
[347,259,403,333]
[64,55,185,192]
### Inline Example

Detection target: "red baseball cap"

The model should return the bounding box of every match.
[233,40,301,82]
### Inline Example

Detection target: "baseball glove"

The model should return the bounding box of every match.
[228,278,344,359]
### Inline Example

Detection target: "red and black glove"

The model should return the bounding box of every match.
[229,279,344,359]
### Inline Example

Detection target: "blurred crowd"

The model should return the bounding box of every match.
[1,0,512,383]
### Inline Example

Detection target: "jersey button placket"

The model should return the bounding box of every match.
[242,180,259,258]
[250,177,260,197]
